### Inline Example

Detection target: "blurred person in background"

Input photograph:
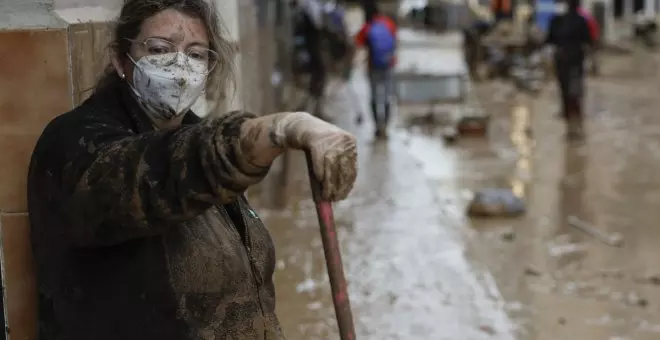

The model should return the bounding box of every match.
[491,0,514,22]
[355,0,397,139]
[323,0,355,80]
[291,0,329,119]
[545,0,594,140]
[28,0,357,339]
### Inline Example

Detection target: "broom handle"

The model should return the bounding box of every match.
[305,152,357,340]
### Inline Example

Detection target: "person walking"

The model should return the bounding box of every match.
[545,0,595,140]
[291,0,329,119]
[355,1,397,138]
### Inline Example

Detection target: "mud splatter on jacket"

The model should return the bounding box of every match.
[28,79,285,340]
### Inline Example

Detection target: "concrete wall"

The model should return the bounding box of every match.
[238,0,265,114]
[0,0,261,338]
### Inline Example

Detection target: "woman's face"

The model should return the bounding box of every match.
[112,8,210,84]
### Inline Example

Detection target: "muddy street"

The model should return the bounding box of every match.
[250,16,660,340]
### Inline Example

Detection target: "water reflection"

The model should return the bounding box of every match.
[509,104,532,200]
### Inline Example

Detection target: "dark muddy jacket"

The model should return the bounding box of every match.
[28,78,285,340]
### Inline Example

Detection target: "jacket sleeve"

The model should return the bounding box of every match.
[37,110,268,247]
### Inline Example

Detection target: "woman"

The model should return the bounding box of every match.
[27,0,357,339]
[290,0,327,119]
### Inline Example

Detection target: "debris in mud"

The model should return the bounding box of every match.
[478,324,496,336]
[547,240,587,259]
[648,275,660,285]
[467,188,526,218]
[625,292,648,308]
[634,273,660,285]
[500,227,516,241]
[548,234,587,258]
[558,317,567,325]
[524,265,542,277]
[567,216,624,247]
[441,126,459,144]
[457,115,489,137]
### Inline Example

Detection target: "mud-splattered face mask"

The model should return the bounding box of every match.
[128,52,208,120]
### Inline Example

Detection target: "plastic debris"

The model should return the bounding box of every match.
[500,227,516,241]
[467,188,526,217]
[524,266,542,277]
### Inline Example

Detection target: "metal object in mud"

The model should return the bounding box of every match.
[305,153,356,340]
[457,115,489,137]
[567,216,624,247]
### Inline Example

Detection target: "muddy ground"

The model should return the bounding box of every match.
[250,17,660,340]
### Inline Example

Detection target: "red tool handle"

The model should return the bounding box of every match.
[305,152,357,340]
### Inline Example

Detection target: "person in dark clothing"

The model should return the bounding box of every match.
[27,1,358,339]
[291,0,327,118]
[324,1,355,79]
[545,0,595,140]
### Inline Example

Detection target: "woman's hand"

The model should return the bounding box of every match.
[271,112,358,201]
[239,111,357,201]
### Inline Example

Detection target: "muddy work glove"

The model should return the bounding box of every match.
[271,112,357,201]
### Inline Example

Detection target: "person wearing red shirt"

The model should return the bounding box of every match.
[491,0,513,22]
[355,2,397,138]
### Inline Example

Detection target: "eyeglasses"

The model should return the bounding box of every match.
[128,37,220,74]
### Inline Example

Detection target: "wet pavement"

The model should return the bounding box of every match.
[250,14,660,340]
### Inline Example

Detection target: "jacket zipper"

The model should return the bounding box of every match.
[234,199,267,335]
[221,202,267,332]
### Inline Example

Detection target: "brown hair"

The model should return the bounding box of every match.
[97,0,236,108]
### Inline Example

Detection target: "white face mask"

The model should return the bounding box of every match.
[128,52,208,120]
